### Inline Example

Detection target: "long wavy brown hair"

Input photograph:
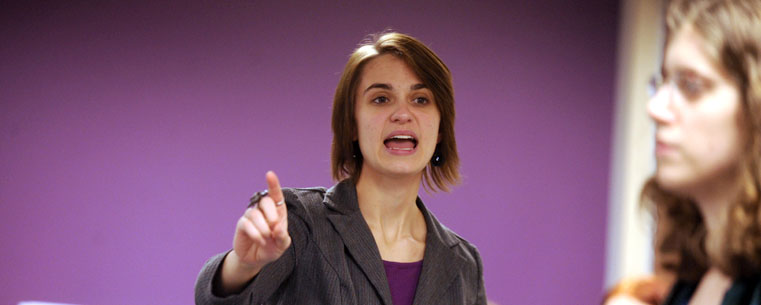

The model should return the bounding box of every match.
[644,0,761,281]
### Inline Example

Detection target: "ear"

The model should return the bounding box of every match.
[437,132,442,143]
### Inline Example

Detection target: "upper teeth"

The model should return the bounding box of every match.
[390,135,414,140]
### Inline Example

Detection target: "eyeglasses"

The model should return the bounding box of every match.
[647,70,714,101]
[647,74,664,98]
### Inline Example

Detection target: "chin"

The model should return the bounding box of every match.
[362,158,426,179]
[382,162,427,177]
[654,170,698,197]
[385,167,426,177]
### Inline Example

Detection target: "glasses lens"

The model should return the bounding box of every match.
[647,75,662,98]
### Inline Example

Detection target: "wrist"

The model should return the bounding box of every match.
[218,251,263,295]
[228,250,265,272]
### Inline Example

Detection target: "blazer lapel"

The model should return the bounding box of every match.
[325,180,393,305]
[412,199,465,305]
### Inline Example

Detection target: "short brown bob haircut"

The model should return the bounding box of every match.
[330,32,460,192]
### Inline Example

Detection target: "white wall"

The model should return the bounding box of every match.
[606,0,666,288]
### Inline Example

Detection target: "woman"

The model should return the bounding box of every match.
[195,32,487,305]
[605,0,761,304]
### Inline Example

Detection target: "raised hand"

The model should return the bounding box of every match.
[233,171,291,266]
[219,171,291,294]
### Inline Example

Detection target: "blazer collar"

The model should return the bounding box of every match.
[324,180,465,305]
[412,196,464,305]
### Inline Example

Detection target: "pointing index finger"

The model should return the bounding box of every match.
[266,171,284,206]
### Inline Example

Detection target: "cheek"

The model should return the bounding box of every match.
[684,111,743,173]
[710,126,743,165]
[419,114,441,154]
[355,112,383,142]
[419,110,441,134]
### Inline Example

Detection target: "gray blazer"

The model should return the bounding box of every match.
[195,179,487,305]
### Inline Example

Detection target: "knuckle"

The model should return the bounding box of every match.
[260,196,274,206]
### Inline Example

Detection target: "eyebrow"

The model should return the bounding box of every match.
[363,83,428,94]
[364,83,391,94]
[664,64,717,83]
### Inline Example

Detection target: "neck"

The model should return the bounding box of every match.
[691,172,742,267]
[355,167,425,242]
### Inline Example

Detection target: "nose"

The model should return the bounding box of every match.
[647,85,676,124]
[390,101,413,123]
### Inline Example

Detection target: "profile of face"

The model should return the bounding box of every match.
[648,25,744,195]
[354,54,441,179]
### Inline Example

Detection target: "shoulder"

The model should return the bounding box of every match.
[661,280,696,305]
[744,275,761,305]
[425,216,486,299]
[282,186,326,204]
[444,224,484,267]
[280,187,327,213]
[425,211,483,271]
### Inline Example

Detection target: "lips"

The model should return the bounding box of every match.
[655,138,677,156]
[383,132,418,151]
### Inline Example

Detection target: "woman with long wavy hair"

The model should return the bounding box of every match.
[605,0,761,304]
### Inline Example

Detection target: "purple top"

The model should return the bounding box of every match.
[383,260,424,305]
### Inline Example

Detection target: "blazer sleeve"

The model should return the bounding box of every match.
[473,247,487,305]
[194,189,311,305]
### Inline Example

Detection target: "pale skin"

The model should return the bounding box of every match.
[354,54,440,263]
[605,24,741,305]
[218,171,290,295]
[217,54,438,294]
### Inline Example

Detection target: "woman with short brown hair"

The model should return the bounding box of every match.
[195,32,486,305]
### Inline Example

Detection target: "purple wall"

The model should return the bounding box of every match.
[0,1,618,304]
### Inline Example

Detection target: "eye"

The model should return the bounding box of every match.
[677,76,701,97]
[413,97,429,105]
[674,71,711,100]
[372,96,389,104]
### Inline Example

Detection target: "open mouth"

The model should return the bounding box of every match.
[383,135,418,151]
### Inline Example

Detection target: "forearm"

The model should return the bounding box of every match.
[216,250,265,296]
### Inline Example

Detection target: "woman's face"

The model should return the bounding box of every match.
[648,25,744,195]
[354,54,440,179]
